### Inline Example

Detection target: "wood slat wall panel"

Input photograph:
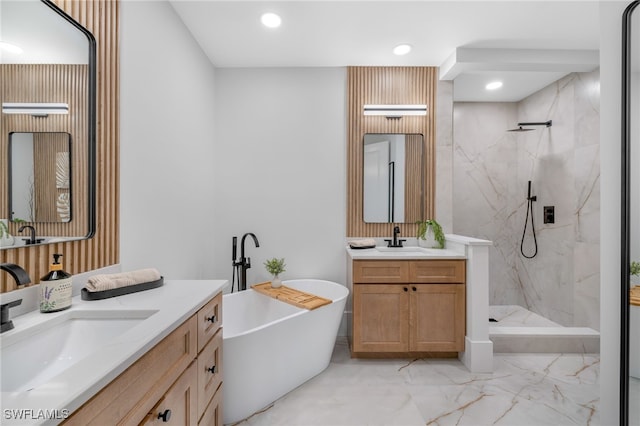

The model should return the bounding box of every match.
[404,134,422,223]
[1,0,119,292]
[347,67,436,237]
[1,64,88,237]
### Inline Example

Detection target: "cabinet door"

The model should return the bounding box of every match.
[197,328,223,419]
[409,284,465,352]
[140,361,198,426]
[353,284,409,352]
[198,386,222,426]
[198,292,222,353]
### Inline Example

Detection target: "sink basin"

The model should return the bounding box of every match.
[0,309,157,392]
[375,246,427,253]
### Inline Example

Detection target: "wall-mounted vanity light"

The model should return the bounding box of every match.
[363,104,427,118]
[2,102,69,117]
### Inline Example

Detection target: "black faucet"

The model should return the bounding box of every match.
[1,263,32,286]
[0,263,30,334]
[1,299,22,333]
[385,226,406,248]
[18,225,44,245]
[235,233,260,291]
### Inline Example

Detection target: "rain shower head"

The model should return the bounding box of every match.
[507,120,553,132]
[508,126,535,132]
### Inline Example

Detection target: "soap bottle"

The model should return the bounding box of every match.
[40,254,73,313]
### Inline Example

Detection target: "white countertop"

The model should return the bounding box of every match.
[346,246,466,260]
[0,279,228,425]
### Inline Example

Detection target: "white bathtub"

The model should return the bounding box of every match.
[222,279,348,424]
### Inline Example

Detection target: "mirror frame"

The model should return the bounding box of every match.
[362,133,425,224]
[2,0,97,243]
[621,1,639,424]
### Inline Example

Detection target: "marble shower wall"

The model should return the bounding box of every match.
[452,70,600,329]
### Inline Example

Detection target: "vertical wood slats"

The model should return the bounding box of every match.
[404,134,423,223]
[0,0,119,292]
[347,67,437,237]
[1,65,87,236]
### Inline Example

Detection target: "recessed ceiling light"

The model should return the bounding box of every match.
[485,81,503,90]
[393,44,412,56]
[0,41,23,54]
[261,13,282,28]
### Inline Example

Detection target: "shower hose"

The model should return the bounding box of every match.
[520,184,538,259]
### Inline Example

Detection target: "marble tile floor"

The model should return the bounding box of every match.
[231,337,599,426]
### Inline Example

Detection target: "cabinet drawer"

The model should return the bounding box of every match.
[63,316,197,426]
[140,361,198,425]
[353,260,409,283]
[409,260,465,283]
[198,386,223,426]
[197,328,223,418]
[198,292,222,353]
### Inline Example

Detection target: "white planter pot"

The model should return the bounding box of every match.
[271,276,282,288]
[418,226,440,248]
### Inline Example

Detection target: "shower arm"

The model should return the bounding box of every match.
[519,120,552,127]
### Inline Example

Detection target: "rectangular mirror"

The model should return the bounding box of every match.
[363,133,423,223]
[9,132,71,223]
[0,0,96,248]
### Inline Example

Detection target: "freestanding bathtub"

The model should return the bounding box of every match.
[222,279,348,424]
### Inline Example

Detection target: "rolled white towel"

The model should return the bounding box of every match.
[349,238,376,249]
[85,268,161,292]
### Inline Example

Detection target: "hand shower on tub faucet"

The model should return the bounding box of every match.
[231,233,260,292]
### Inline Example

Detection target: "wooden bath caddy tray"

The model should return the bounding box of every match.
[251,282,332,310]
[631,285,640,307]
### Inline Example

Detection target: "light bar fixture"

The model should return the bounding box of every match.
[363,104,427,117]
[2,102,69,117]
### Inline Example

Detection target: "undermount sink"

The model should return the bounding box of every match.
[0,309,157,392]
[375,246,428,253]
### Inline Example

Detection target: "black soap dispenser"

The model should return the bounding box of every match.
[40,254,73,313]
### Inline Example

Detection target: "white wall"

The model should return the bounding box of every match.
[120,1,217,279]
[212,68,347,288]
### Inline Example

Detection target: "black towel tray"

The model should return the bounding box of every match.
[81,277,164,301]
[349,244,376,250]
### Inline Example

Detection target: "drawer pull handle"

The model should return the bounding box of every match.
[206,315,217,323]
[207,365,217,374]
[412,286,417,291]
[157,409,172,422]
[403,287,408,292]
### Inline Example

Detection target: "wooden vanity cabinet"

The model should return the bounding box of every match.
[351,260,465,357]
[63,292,223,426]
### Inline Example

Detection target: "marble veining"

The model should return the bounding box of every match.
[452,69,600,329]
[234,337,599,425]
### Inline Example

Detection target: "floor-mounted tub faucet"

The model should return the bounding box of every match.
[234,233,260,291]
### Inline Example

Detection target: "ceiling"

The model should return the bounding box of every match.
[169,0,600,102]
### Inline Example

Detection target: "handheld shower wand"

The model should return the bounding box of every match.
[520,180,538,258]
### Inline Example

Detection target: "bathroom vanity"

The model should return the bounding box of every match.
[346,235,493,372]
[350,258,466,356]
[63,292,223,425]
[0,279,226,426]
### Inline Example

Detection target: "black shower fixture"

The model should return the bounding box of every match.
[507,120,553,132]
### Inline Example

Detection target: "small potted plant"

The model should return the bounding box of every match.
[0,219,14,248]
[416,219,445,249]
[264,257,286,288]
[631,261,640,286]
